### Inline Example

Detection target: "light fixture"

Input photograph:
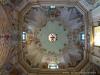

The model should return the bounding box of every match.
[94,26,100,46]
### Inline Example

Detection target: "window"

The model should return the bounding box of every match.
[81,33,85,40]
[80,32,85,41]
[50,5,56,9]
[22,32,27,42]
[48,63,59,69]
[94,26,100,46]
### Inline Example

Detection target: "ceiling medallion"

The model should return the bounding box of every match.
[48,33,57,42]
[37,20,68,54]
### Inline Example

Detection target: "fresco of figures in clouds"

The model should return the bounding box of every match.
[21,6,85,69]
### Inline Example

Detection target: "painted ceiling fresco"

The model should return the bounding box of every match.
[0,0,100,75]
[0,5,14,68]
[83,0,95,4]
[21,6,85,69]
